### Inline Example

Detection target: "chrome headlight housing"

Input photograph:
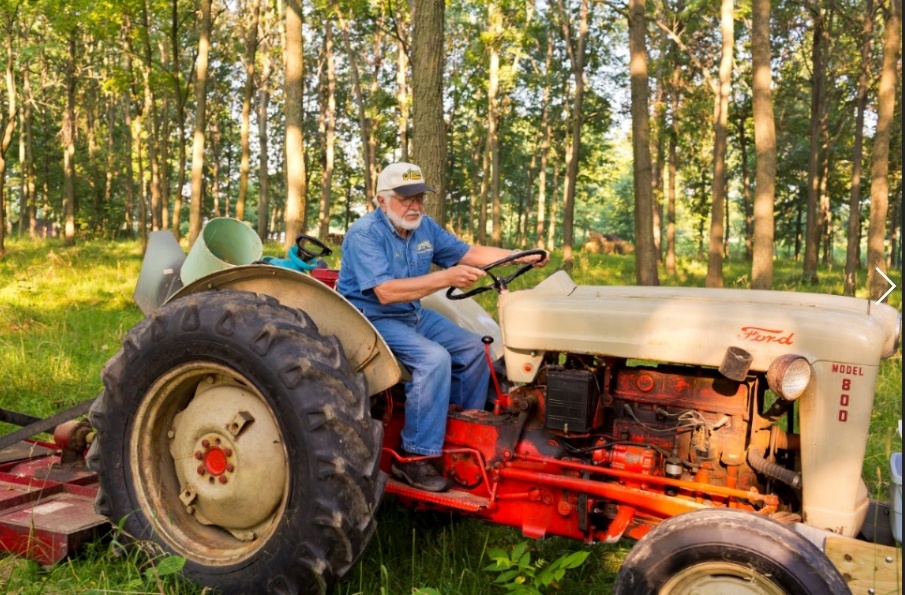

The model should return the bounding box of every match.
[766,354,812,401]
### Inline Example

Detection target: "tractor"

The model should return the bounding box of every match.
[84,217,901,594]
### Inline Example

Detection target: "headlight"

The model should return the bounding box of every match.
[766,354,812,401]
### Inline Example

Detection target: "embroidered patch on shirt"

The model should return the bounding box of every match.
[416,240,433,253]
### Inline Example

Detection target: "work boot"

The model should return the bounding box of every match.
[391,453,451,493]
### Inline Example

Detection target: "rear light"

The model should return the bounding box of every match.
[766,354,811,401]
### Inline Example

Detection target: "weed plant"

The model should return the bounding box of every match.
[0,237,900,594]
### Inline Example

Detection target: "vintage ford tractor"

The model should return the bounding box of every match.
[85,219,901,594]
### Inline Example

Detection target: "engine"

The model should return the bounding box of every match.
[430,354,802,543]
[539,358,772,496]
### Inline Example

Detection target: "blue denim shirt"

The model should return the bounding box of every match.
[337,208,470,320]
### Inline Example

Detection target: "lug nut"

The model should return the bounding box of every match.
[224,448,233,457]
[194,451,203,460]
[197,465,205,476]
[218,476,228,484]
[201,439,210,448]
[226,464,235,473]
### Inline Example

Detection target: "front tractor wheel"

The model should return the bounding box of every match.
[613,508,850,595]
[87,290,385,594]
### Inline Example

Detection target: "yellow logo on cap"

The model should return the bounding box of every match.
[402,169,422,181]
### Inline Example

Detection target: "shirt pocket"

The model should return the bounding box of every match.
[416,248,434,272]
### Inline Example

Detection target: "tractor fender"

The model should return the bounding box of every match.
[169,265,401,395]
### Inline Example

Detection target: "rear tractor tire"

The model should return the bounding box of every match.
[613,508,850,595]
[87,290,385,594]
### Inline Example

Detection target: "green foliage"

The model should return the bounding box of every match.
[484,542,591,595]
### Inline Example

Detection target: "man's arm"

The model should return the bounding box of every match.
[372,265,486,305]
[373,245,549,305]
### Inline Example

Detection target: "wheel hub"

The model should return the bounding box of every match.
[201,443,229,477]
[660,561,787,595]
[170,379,287,540]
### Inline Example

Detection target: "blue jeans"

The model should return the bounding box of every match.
[371,309,490,456]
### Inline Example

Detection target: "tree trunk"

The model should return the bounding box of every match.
[488,2,502,246]
[338,9,372,201]
[396,37,408,163]
[63,30,77,246]
[557,0,589,270]
[867,0,900,300]
[706,0,733,288]
[888,189,900,268]
[736,111,752,261]
[142,0,162,232]
[819,113,831,264]
[802,8,826,283]
[0,15,17,256]
[188,0,212,247]
[666,119,677,276]
[210,118,222,216]
[366,23,384,203]
[256,2,273,241]
[23,50,36,238]
[318,22,336,241]
[629,0,659,285]
[751,0,777,289]
[236,0,260,222]
[547,158,560,248]
[170,0,188,239]
[844,0,874,295]
[284,0,306,249]
[478,136,489,243]
[16,25,27,237]
[535,41,553,250]
[411,0,446,224]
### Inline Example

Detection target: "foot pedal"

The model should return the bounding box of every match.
[385,477,492,512]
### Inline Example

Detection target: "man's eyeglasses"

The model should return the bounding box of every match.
[394,194,426,207]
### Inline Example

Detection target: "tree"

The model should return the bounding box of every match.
[284,0,306,249]
[843,0,873,296]
[867,0,901,300]
[188,0,212,247]
[802,6,827,283]
[62,28,77,246]
[487,2,501,246]
[705,0,733,288]
[629,0,658,286]
[751,0,777,289]
[557,0,590,270]
[0,3,18,258]
[236,0,261,222]
[256,1,273,241]
[317,20,336,241]
[411,0,446,223]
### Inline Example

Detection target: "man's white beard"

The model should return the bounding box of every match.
[386,201,423,231]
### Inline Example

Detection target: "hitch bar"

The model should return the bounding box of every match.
[0,398,95,453]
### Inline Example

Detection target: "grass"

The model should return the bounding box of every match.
[0,236,901,594]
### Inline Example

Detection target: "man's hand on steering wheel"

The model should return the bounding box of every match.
[512,249,550,268]
[446,248,549,300]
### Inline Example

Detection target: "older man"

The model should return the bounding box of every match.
[337,162,547,492]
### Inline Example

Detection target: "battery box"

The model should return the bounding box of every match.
[545,367,600,434]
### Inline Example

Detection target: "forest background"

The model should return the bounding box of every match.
[0,0,900,295]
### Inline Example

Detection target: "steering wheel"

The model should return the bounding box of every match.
[295,234,333,261]
[446,248,548,300]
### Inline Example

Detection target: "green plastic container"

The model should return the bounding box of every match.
[181,218,263,286]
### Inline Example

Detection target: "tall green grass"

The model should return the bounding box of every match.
[0,237,900,594]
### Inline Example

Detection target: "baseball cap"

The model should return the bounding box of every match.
[376,162,435,197]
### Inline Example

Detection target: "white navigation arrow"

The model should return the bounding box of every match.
[875,267,897,304]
